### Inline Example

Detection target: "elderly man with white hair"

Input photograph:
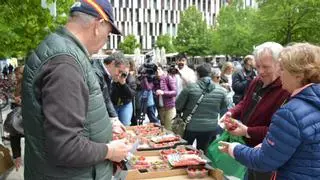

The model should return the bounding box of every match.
[221,42,291,180]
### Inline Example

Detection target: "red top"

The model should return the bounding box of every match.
[229,77,290,147]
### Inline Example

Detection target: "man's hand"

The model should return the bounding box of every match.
[111,117,126,134]
[106,140,130,162]
[118,76,126,85]
[15,96,22,105]
[15,157,22,171]
[156,89,164,95]
[227,120,249,137]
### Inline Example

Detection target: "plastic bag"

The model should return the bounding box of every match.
[207,130,247,179]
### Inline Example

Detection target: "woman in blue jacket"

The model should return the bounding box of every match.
[219,43,320,180]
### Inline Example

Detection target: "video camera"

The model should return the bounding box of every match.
[138,54,158,82]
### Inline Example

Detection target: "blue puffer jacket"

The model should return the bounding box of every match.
[233,84,320,180]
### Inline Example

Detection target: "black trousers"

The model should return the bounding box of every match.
[183,129,217,154]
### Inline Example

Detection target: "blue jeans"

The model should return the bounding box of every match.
[147,105,160,124]
[116,102,133,126]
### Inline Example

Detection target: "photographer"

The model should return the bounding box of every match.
[175,53,197,95]
[136,56,160,124]
[111,60,137,126]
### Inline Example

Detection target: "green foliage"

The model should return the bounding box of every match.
[174,6,211,56]
[255,0,320,45]
[211,0,258,56]
[156,34,175,53]
[119,35,140,54]
[210,0,320,56]
[0,0,74,59]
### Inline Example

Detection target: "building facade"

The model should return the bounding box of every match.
[107,0,256,51]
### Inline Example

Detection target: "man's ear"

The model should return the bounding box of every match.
[94,20,99,36]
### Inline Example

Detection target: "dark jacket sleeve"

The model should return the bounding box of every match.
[41,55,108,168]
[103,83,118,117]
[10,134,22,159]
[91,60,118,118]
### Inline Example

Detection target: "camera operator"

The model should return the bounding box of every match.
[136,55,160,124]
[111,58,137,126]
[175,53,197,95]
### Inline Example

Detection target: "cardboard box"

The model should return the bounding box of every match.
[126,166,223,180]
[122,146,223,180]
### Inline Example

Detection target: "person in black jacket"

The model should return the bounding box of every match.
[103,52,137,126]
[9,66,24,171]
[232,55,257,105]
[91,59,118,118]
[111,62,136,126]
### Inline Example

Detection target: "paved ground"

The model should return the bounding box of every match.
[1,106,24,180]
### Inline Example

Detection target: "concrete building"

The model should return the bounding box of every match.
[107,0,257,51]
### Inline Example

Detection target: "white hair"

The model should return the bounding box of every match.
[253,42,283,62]
[68,11,96,28]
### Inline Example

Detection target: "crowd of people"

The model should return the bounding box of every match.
[2,0,320,180]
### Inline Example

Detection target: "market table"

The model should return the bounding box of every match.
[113,124,225,180]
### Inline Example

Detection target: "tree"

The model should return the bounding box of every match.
[0,0,74,59]
[255,0,320,45]
[212,0,258,56]
[119,35,140,54]
[174,6,210,56]
[156,34,175,53]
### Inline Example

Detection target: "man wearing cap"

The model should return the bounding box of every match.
[22,0,128,179]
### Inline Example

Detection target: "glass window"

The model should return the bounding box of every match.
[135,9,139,21]
[144,23,147,35]
[151,36,156,48]
[203,0,206,10]
[140,36,144,48]
[138,22,141,35]
[121,22,125,34]
[165,10,168,23]
[159,23,162,34]
[171,11,174,22]
[150,23,153,36]
[117,36,121,47]
[144,0,147,8]
[123,8,126,21]
[154,0,157,9]
[155,10,159,22]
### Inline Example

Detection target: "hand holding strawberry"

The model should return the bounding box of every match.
[223,112,238,131]
[227,120,249,137]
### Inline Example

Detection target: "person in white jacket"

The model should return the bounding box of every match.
[175,53,197,95]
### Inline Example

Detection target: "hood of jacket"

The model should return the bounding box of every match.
[197,77,215,92]
[294,84,320,110]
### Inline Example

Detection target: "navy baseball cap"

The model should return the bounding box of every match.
[70,0,121,35]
